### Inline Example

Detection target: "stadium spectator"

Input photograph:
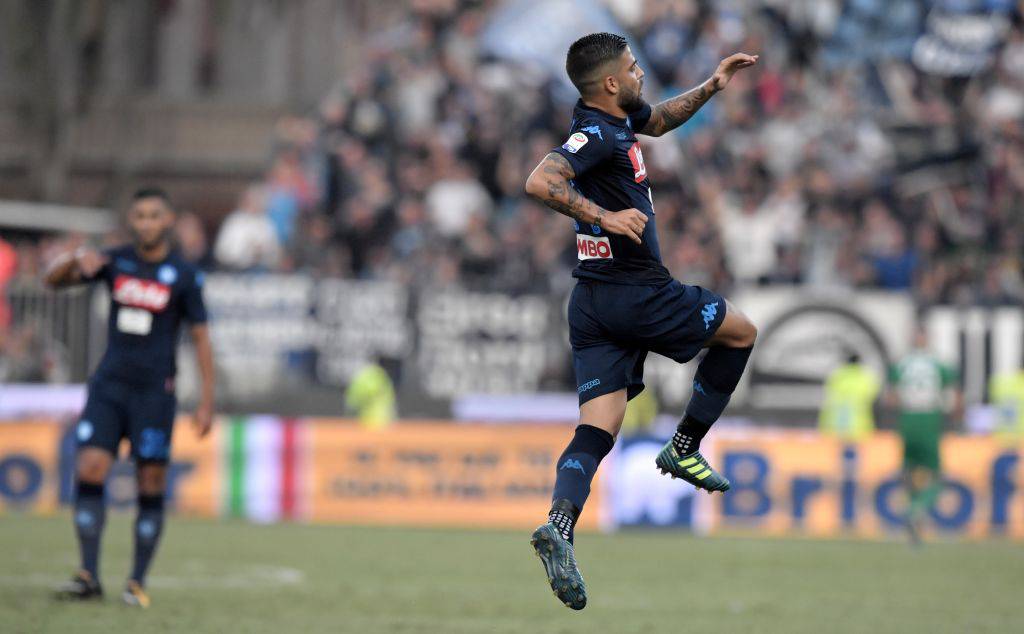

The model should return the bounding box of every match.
[214,186,282,271]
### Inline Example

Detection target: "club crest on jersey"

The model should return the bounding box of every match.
[562,132,589,154]
[157,264,178,285]
[113,275,171,312]
[627,142,647,183]
[577,235,612,260]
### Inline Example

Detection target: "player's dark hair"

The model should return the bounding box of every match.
[566,32,629,95]
[132,186,173,208]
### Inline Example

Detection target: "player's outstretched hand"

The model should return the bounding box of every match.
[601,208,648,245]
[711,53,759,91]
[193,401,214,439]
[74,249,109,278]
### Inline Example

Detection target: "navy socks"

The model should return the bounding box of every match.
[130,494,165,586]
[676,345,754,454]
[74,482,106,580]
[550,424,615,542]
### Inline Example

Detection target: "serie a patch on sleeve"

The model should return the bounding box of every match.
[561,131,589,154]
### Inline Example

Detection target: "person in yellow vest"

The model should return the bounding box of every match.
[819,353,882,441]
[345,361,396,429]
[620,386,658,434]
[988,368,1024,444]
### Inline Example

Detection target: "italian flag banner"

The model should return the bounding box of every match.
[223,416,305,523]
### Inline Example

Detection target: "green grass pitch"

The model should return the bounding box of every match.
[1,513,1021,633]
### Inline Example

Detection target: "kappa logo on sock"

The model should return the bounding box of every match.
[701,302,718,330]
[560,458,586,474]
[693,380,707,395]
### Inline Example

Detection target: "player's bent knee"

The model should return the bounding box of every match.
[76,448,112,483]
[740,319,758,348]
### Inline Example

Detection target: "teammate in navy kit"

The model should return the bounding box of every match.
[47,188,216,608]
[524,33,759,609]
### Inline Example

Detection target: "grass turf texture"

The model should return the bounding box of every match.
[1,513,1020,633]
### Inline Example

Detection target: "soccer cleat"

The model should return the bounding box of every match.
[655,441,731,493]
[54,570,104,601]
[530,523,587,610]
[122,580,151,608]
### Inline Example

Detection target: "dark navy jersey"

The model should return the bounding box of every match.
[552,99,671,285]
[85,245,207,386]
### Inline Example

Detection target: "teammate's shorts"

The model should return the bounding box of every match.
[568,279,727,406]
[76,378,177,463]
[900,413,942,472]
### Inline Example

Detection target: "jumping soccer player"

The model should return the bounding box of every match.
[888,325,960,544]
[524,33,758,609]
[47,188,215,607]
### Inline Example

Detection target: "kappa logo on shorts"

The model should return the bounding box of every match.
[701,302,718,330]
[577,235,612,260]
[560,459,586,474]
[138,428,169,459]
[77,420,94,441]
[578,378,601,393]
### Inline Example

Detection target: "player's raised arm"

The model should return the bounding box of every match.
[44,248,110,288]
[638,53,758,137]
[524,152,648,245]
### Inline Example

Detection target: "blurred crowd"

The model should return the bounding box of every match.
[209,0,1023,305]
[7,0,1024,312]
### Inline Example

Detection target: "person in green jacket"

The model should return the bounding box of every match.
[888,325,961,543]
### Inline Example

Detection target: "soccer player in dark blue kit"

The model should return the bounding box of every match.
[524,34,759,609]
[47,188,216,608]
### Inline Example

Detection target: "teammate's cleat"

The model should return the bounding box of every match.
[54,570,104,601]
[530,523,587,610]
[122,580,151,608]
[655,441,731,493]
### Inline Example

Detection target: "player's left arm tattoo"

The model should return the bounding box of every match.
[639,79,718,137]
[525,152,608,225]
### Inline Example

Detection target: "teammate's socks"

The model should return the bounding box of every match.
[130,494,165,585]
[549,424,615,542]
[74,481,106,580]
[682,345,754,433]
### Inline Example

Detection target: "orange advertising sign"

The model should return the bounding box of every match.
[707,430,1024,538]
[0,421,62,513]
[168,416,221,517]
[306,421,599,530]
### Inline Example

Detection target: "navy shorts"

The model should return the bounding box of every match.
[569,279,727,405]
[76,378,177,463]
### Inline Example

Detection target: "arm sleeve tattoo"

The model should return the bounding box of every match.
[527,152,607,225]
[639,80,718,137]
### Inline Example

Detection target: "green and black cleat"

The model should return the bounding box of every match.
[54,570,104,601]
[655,441,731,493]
[530,523,587,610]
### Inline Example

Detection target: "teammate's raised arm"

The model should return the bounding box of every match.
[639,53,758,137]
[44,248,109,288]
[524,152,648,245]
